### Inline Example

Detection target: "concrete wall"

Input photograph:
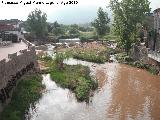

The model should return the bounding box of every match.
[0,46,37,90]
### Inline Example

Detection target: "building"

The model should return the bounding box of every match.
[0,19,22,43]
[148,8,160,63]
[153,8,160,51]
[154,8,160,33]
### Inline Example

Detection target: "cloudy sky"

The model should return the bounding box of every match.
[0,0,159,24]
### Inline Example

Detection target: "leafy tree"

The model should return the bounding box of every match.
[52,21,65,36]
[47,23,53,33]
[26,9,48,38]
[69,24,80,36]
[110,0,150,54]
[92,7,110,38]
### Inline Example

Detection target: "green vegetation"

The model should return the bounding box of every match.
[50,64,97,102]
[51,21,65,36]
[54,52,70,70]
[79,32,98,42]
[103,34,119,41]
[39,53,98,102]
[0,74,44,120]
[26,9,48,38]
[92,7,110,38]
[110,0,150,54]
[69,46,110,63]
[72,51,108,63]
[68,24,80,37]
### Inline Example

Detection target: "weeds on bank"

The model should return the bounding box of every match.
[50,64,98,102]
[0,74,44,120]
[116,53,159,75]
[39,52,98,102]
[69,47,110,64]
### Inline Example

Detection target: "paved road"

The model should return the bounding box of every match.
[0,41,28,61]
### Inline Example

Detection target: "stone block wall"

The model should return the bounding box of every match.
[0,46,37,90]
[130,44,149,64]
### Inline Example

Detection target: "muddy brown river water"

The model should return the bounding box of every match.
[26,58,160,120]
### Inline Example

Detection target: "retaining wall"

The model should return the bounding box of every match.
[130,44,149,64]
[0,46,37,90]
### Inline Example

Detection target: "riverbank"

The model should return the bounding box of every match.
[115,53,160,75]
[0,74,44,120]
[50,63,98,102]
[54,42,159,75]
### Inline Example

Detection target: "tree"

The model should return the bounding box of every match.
[69,24,80,35]
[110,0,150,54]
[52,21,65,36]
[92,7,110,38]
[27,8,48,39]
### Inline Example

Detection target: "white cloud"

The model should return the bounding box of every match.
[150,0,160,11]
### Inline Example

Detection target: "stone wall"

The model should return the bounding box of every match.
[0,44,39,111]
[155,34,160,51]
[131,44,160,72]
[154,8,160,51]
[130,44,149,64]
[154,8,160,32]
[0,46,37,90]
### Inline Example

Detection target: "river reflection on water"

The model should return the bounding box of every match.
[27,58,160,120]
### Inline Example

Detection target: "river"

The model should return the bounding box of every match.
[25,56,160,120]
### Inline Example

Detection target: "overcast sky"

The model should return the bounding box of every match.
[0,0,159,24]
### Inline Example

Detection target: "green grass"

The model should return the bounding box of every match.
[0,74,44,120]
[50,64,98,102]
